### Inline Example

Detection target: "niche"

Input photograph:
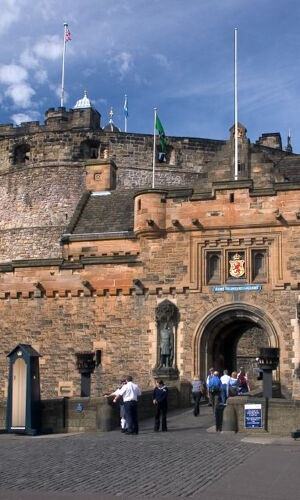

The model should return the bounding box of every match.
[79,139,100,159]
[13,144,30,164]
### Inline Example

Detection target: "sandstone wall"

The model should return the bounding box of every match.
[0,289,297,401]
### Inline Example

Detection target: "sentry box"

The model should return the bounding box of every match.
[6,344,41,435]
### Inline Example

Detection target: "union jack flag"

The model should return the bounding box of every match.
[65,28,71,42]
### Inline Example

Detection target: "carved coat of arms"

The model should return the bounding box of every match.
[229,253,245,278]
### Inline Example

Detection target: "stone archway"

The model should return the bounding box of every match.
[194,303,280,385]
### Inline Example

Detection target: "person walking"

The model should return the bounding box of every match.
[220,370,230,404]
[153,380,168,432]
[208,371,222,413]
[206,367,214,406]
[114,375,141,435]
[190,377,204,416]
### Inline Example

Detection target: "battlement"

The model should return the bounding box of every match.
[45,106,101,130]
[0,106,101,138]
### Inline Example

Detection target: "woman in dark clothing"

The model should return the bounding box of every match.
[153,380,168,432]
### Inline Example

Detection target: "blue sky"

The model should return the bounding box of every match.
[1,0,300,151]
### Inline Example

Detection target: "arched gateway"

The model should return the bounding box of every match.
[194,303,280,383]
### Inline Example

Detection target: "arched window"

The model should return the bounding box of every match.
[252,250,267,282]
[206,252,221,284]
[13,144,30,164]
[79,140,100,159]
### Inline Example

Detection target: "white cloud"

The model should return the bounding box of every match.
[0,63,35,108]
[20,49,39,69]
[51,84,69,104]
[0,64,28,84]
[34,69,48,84]
[0,0,24,34]
[11,111,40,125]
[111,52,133,78]
[5,82,35,108]
[33,35,62,60]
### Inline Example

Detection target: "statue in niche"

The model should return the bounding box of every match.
[156,300,179,369]
[159,321,174,368]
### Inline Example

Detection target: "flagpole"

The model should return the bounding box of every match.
[60,22,68,107]
[234,27,238,181]
[152,108,157,189]
[124,94,128,132]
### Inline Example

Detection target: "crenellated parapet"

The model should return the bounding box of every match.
[0,107,101,139]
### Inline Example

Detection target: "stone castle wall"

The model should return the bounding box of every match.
[0,108,291,262]
[0,165,85,261]
[1,108,300,405]
[0,288,297,401]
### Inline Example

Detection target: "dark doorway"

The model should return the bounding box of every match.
[80,373,91,397]
[198,306,275,388]
[212,321,269,376]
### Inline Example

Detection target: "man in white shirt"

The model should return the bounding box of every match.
[114,375,141,434]
[220,369,231,404]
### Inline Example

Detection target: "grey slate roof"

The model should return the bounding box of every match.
[72,189,137,234]
[280,157,300,182]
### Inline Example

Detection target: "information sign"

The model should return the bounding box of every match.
[244,403,262,428]
[213,285,262,292]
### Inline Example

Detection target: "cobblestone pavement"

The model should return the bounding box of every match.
[0,406,279,499]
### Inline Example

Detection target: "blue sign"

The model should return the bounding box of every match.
[245,404,262,428]
[76,403,83,413]
[213,285,262,292]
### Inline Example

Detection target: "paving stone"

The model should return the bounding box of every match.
[0,408,260,498]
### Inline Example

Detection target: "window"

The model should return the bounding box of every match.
[206,252,221,284]
[13,144,30,164]
[252,250,267,282]
[79,139,100,159]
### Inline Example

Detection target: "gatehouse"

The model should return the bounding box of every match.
[0,95,299,415]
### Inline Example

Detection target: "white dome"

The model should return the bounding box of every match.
[74,90,92,109]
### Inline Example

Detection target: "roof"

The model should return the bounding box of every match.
[103,122,121,132]
[7,344,41,358]
[71,189,137,235]
[74,90,93,109]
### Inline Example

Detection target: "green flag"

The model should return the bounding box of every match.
[155,114,167,154]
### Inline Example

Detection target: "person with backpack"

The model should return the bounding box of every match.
[208,371,222,413]
[237,367,250,395]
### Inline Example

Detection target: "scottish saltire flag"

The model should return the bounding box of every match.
[124,95,128,117]
[155,114,167,154]
[65,28,71,42]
